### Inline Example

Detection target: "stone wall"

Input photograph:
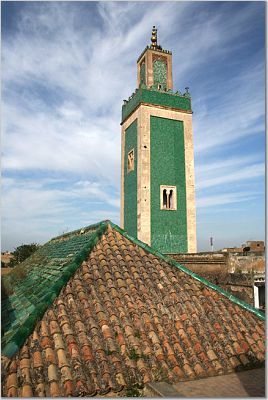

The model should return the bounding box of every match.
[169,252,265,274]
[227,252,265,273]
[225,273,254,305]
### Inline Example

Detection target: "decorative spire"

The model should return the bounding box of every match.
[150,26,162,50]
[151,26,157,49]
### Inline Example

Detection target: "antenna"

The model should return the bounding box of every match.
[210,236,213,252]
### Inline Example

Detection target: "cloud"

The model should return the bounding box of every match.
[196,162,264,190]
[196,191,260,208]
[196,154,262,175]
[2,2,265,250]
[2,178,120,219]
[193,60,264,154]
[2,176,120,249]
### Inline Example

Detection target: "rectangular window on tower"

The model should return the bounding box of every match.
[160,185,177,210]
[127,149,135,173]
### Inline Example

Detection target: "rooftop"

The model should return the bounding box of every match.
[1,221,265,397]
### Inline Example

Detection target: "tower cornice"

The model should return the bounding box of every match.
[121,87,191,124]
[137,46,172,64]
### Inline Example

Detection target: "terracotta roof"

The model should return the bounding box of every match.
[1,221,265,397]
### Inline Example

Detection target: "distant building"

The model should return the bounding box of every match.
[221,247,243,253]
[242,241,265,252]
[221,240,265,253]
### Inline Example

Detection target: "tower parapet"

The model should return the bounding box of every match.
[122,86,191,124]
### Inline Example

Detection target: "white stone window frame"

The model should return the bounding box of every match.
[127,149,135,173]
[160,185,177,210]
[253,276,265,309]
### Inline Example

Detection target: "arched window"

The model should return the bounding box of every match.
[127,149,135,173]
[160,186,177,210]
[163,189,167,208]
[169,189,173,209]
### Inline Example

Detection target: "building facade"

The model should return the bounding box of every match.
[121,27,196,253]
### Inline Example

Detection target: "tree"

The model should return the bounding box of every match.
[10,243,40,267]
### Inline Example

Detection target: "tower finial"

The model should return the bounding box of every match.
[151,25,157,49]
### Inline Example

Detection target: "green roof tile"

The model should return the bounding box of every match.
[1,220,109,356]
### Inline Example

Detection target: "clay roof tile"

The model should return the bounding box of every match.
[49,320,61,336]
[49,381,60,397]
[21,384,33,397]
[47,363,58,382]
[81,345,94,362]
[7,385,18,397]
[35,383,46,397]
[60,366,73,382]
[6,372,18,391]
[53,333,65,350]
[33,350,43,368]
[57,348,70,368]
[45,347,57,365]
[20,357,31,370]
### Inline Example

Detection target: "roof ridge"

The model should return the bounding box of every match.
[109,222,265,321]
[49,219,110,242]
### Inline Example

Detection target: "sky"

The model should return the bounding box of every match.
[2,1,265,252]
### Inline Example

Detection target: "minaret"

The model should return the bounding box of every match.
[121,27,196,253]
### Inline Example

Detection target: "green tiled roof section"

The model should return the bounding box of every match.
[109,222,265,321]
[122,88,191,123]
[1,221,109,358]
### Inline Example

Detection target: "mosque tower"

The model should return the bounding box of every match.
[121,27,196,253]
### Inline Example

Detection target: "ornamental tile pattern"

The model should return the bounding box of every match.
[153,60,167,89]
[1,223,265,397]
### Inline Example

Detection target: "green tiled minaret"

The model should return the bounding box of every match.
[121,27,196,253]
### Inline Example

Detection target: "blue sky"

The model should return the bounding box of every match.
[2,1,265,251]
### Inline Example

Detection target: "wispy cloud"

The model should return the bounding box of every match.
[196,154,262,174]
[196,191,260,208]
[2,2,265,250]
[193,60,264,154]
[197,162,264,190]
[2,176,120,248]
